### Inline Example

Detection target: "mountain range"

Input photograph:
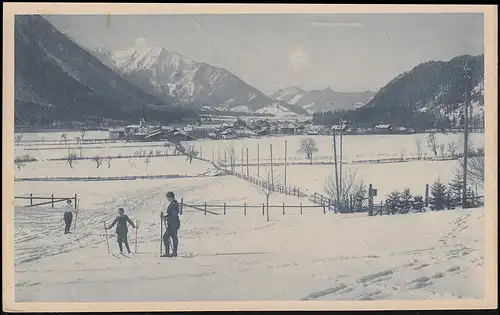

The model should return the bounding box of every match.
[89,40,308,116]
[269,86,376,114]
[14,15,196,127]
[313,54,485,129]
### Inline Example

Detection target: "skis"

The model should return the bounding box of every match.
[135,219,139,254]
[103,221,110,254]
[160,213,163,256]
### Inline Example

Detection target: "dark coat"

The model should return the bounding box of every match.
[164,200,180,230]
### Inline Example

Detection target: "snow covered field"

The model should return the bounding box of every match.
[11,132,486,302]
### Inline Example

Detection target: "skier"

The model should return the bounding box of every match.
[106,208,136,255]
[161,191,181,257]
[63,199,75,234]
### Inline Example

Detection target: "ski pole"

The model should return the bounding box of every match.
[160,214,163,256]
[135,219,138,253]
[104,221,110,254]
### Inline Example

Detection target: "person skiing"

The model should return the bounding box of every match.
[106,208,136,255]
[161,191,181,257]
[63,199,75,234]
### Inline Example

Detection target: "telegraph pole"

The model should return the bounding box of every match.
[339,119,344,206]
[462,61,469,208]
[284,140,288,186]
[332,126,340,210]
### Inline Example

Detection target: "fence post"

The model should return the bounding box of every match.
[282,203,285,215]
[368,184,373,216]
[300,203,303,215]
[262,204,265,216]
[30,193,33,206]
[323,205,326,214]
[328,199,331,213]
[425,184,429,207]
[244,202,247,216]
[51,194,54,208]
[297,188,300,197]
[180,198,184,215]
[74,194,78,209]
[224,202,227,215]
[313,193,316,203]
[204,202,207,215]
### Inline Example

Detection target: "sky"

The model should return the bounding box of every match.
[44,13,484,95]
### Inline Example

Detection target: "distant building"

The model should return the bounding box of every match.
[109,128,125,139]
[374,124,392,130]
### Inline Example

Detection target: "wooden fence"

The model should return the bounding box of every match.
[15,194,78,208]
[14,173,220,182]
[47,152,182,161]
[182,201,328,216]
[225,171,307,198]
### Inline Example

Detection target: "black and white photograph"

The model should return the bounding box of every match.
[3,3,497,312]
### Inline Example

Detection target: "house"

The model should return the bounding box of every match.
[109,128,126,139]
[280,123,297,135]
[374,124,392,130]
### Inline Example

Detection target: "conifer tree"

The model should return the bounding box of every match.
[430,178,447,210]
[400,188,413,214]
[413,195,424,212]
[448,169,463,202]
[385,190,401,215]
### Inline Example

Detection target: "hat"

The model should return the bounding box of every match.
[166,191,175,198]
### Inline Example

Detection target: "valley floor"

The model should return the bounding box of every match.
[14,179,485,302]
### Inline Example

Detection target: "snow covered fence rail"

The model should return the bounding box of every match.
[15,194,78,208]
[183,202,328,216]
[46,153,182,161]
[225,171,307,198]
[14,173,216,182]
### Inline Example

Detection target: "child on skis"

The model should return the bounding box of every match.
[106,208,136,254]
[63,199,76,234]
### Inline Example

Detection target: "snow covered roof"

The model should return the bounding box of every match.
[109,128,125,132]
[375,124,392,129]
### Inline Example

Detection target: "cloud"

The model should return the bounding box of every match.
[288,47,311,73]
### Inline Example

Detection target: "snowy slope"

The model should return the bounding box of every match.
[90,39,298,114]
[14,176,485,301]
[269,87,376,114]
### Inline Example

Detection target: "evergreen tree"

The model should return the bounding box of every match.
[385,190,401,215]
[412,195,424,212]
[444,188,455,210]
[430,179,447,210]
[400,188,413,214]
[465,187,477,208]
[448,170,463,202]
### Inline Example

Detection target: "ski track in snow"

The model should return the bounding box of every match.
[13,134,485,302]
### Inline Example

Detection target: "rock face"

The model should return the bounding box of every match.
[15,15,194,127]
[90,39,304,115]
[270,86,376,114]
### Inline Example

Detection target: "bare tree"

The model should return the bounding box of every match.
[61,133,68,145]
[107,157,112,168]
[92,156,103,168]
[427,132,438,156]
[144,156,151,166]
[400,148,406,161]
[14,157,26,170]
[75,136,81,144]
[80,129,87,143]
[447,141,457,157]
[185,147,199,164]
[227,145,237,172]
[66,151,78,169]
[325,169,366,212]
[129,158,136,168]
[149,149,154,157]
[253,168,281,222]
[459,147,484,187]
[298,138,319,165]
[415,140,423,160]
[14,134,23,146]
[439,144,446,158]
